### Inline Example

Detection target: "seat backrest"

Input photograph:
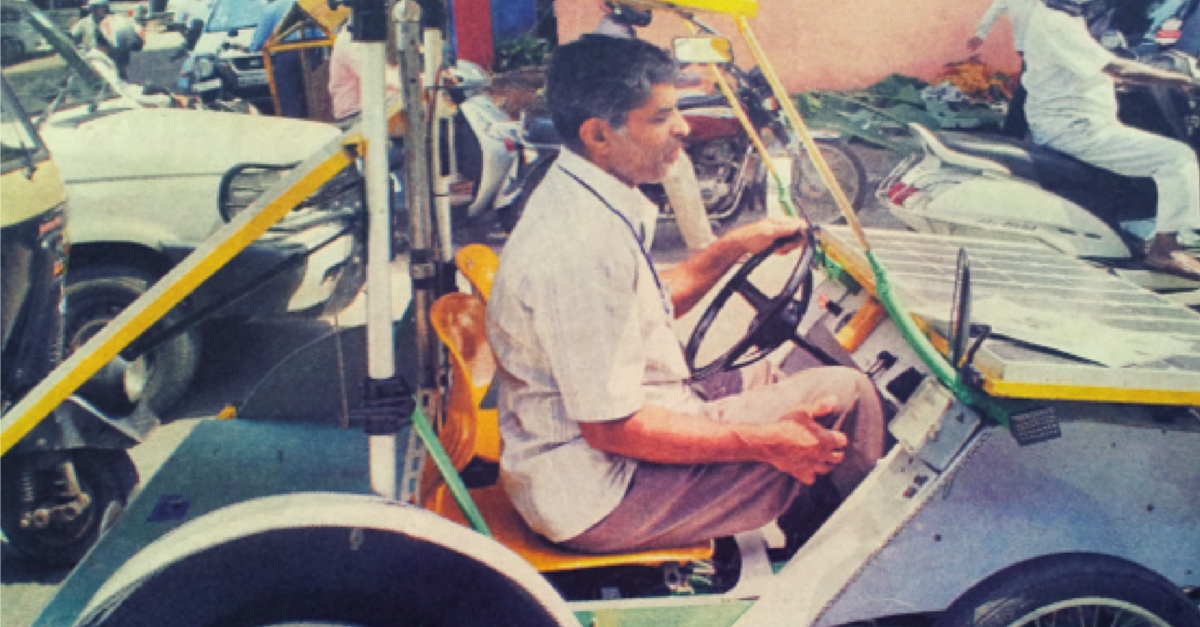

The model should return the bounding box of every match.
[456,244,500,302]
[429,292,499,470]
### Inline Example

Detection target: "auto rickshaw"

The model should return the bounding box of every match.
[4,1,1198,626]
[1,74,145,568]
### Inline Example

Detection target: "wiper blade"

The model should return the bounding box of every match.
[17,136,38,178]
[34,76,72,129]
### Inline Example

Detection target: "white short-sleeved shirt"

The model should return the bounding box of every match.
[487,149,703,542]
[975,0,1038,52]
[1022,2,1118,144]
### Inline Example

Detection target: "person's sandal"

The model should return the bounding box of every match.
[1145,250,1200,282]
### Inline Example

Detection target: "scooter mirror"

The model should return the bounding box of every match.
[672,36,733,65]
[949,248,972,369]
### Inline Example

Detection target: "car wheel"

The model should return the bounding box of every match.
[65,265,201,419]
[0,450,138,568]
[934,554,1200,627]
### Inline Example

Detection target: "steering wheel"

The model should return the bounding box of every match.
[685,228,817,380]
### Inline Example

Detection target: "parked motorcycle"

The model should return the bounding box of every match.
[880,47,1200,295]
[643,62,867,226]
[490,61,868,235]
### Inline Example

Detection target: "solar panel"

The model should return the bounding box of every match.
[819,226,1200,400]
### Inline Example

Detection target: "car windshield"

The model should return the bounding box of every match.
[205,0,272,32]
[1,2,112,120]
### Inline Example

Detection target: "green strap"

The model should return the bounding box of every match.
[410,404,493,538]
[866,252,1009,427]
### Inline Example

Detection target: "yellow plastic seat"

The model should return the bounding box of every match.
[455,244,499,302]
[424,292,713,573]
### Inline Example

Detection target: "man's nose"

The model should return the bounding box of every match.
[672,110,690,138]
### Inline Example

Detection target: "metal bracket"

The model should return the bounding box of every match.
[353,376,415,436]
[888,378,982,472]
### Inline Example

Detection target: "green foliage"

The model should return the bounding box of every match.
[494,35,549,73]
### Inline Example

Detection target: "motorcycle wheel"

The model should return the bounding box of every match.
[791,141,867,221]
[0,450,138,568]
[65,265,201,419]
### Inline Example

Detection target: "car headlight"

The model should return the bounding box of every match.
[194,55,215,79]
[219,164,363,226]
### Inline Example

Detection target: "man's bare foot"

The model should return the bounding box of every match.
[1146,232,1200,281]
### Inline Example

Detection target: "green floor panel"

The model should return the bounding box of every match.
[575,598,754,627]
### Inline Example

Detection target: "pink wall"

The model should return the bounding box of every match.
[555,0,1022,91]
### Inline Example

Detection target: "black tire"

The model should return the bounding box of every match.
[77,526,569,627]
[0,450,138,568]
[935,554,1200,627]
[791,140,867,222]
[65,265,201,419]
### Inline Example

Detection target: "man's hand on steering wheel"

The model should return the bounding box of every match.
[726,216,808,258]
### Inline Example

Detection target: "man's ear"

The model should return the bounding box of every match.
[578,117,613,157]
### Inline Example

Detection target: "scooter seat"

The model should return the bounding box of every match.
[932,130,1101,187]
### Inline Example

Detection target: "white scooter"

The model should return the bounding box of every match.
[437,61,527,239]
[879,48,1200,300]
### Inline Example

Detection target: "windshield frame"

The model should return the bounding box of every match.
[0,77,51,176]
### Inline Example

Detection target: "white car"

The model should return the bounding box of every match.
[1,4,49,63]
[4,4,364,422]
[179,0,271,106]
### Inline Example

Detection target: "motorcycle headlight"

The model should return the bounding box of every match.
[194,56,216,79]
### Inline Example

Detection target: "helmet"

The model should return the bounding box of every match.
[448,60,490,92]
[86,0,110,9]
[605,2,653,29]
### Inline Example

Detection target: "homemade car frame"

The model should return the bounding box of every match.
[2,1,1198,626]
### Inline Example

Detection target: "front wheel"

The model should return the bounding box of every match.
[0,450,138,568]
[65,265,201,419]
[934,554,1200,627]
[791,140,867,223]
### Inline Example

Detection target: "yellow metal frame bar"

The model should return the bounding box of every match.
[0,134,362,455]
[982,380,1200,405]
[624,0,758,18]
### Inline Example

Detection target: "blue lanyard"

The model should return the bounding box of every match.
[559,166,672,315]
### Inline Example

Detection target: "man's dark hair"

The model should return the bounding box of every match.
[546,34,676,151]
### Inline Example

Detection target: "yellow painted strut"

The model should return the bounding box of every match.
[0,134,362,455]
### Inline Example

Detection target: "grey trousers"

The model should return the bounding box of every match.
[561,364,886,554]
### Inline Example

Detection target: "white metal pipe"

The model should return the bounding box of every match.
[362,38,397,500]
[362,43,394,381]
[369,434,397,498]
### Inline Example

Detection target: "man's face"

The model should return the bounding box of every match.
[602,84,688,187]
[91,5,109,19]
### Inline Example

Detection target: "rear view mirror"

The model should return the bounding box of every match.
[672,36,733,64]
[949,248,971,369]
